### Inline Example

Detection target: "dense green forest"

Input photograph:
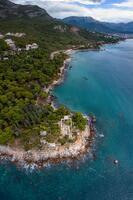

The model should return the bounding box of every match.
[0,39,9,53]
[0,49,64,146]
[0,49,87,149]
[0,0,120,149]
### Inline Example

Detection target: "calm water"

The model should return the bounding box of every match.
[0,39,133,200]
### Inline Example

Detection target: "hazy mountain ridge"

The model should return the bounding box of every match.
[63,16,133,34]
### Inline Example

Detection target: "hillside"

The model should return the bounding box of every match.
[0,0,119,52]
[63,16,133,34]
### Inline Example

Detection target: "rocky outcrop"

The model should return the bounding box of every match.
[0,125,91,167]
[0,0,51,19]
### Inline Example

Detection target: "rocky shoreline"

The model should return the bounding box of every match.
[0,122,95,169]
[48,49,73,91]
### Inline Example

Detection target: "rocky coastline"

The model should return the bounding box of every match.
[49,49,73,89]
[0,122,95,169]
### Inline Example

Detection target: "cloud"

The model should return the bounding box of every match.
[11,0,133,22]
[25,1,133,22]
[12,0,104,5]
[113,0,133,8]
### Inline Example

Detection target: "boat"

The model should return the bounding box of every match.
[114,159,119,164]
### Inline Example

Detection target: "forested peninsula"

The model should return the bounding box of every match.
[0,0,120,167]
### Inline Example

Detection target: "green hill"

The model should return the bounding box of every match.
[0,0,119,52]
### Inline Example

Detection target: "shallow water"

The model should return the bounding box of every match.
[0,39,133,200]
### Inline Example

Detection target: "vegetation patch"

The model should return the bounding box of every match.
[72,112,87,131]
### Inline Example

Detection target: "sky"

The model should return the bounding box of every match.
[11,0,133,22]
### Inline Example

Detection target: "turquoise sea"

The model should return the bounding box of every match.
[0,39,133,200]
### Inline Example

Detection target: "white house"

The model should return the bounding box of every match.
[26,43,39,51]
[15,33,26,37]
[3,57,9,61]
[31,43,39,49]
[5,39,16,51]
[6,32,26,37]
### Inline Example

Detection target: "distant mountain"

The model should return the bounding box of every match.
[63,16,133,34]
[63,16,113,33]
[0,0,119,52]
[104,21,133,34]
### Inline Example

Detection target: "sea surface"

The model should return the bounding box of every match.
[0,39,133,200]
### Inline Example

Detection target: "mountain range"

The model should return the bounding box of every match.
[63,16,133,34]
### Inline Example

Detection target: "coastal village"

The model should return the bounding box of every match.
[0,32,39,60]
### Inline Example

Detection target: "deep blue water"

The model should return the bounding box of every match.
[0,39,133,200]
